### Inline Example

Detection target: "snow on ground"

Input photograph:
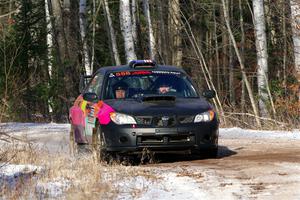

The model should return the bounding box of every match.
[0,122,70,136]
[35,178,72,199]
[1,123,300,199]
[0,163,43,191]
[220,127,300,140]
[1,122,299,140]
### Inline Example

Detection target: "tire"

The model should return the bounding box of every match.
[92,124,107,162]
[69,124,76,155]
[70,125,90,155]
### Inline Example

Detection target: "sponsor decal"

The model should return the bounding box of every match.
[111,70,181,77]
[80,100,87,112]
[109,73,115,77]
[131,71,152,75]
[97,102,115,125]
[152,70,181,75]
[85,117,95,136]
[111,71,152,77]
[115,71,131,77]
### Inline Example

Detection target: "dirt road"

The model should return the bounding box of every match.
[153,138,300,199]
[2,123,300,199]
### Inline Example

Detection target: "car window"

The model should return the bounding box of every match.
[103,70,198,99]
[85,73,104,96]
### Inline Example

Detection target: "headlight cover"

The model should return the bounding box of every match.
[110,112,137,125]
[194,110,215,123]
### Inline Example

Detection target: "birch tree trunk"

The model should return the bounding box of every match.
[79,0,91,75]
[45,0,53,113]
[91,0,96,70]
[253,0,269,117]
[221,0,262,127]
[282,0,287,94]
[45,0,53,78]
[290,0,300,100]
[103,0,121,65]
[169,0,182,66]
[131,0,137,43]
[120,0,137,63]
[143,0,156,60]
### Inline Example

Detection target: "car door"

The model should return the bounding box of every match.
[83,73,104,143]
[70,72,104,144]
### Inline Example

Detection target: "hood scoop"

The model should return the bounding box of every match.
[142,95,176,102]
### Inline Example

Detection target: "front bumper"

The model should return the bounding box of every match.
[101,121,219,153]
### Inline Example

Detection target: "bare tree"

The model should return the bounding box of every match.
[228,0,235,106]
[290,0,300,101]
[157,0,167,64]
[45,0,53,114]
[49,0,81,119]
[120,0,137,62]
[239,0,246,114]
[169,0,182,66]
[253,0,269,117]
[282,0,287,94]
[143,0,156,59]
[131,0,137,43]
[221,0,261,127]
[50,0,67,64]
[103,0,121,65]
[213,4,221,93]
[79,0,91,75]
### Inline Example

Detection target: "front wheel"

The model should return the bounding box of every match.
[92,124,107,162]
[69,124,76,155]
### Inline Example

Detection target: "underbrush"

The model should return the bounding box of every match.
[219,100,299,130]
[0,142,158,199]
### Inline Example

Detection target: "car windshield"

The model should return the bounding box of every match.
[103,70,199,99]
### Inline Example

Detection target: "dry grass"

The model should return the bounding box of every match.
[219,102,299,130]
[0,141,160,199]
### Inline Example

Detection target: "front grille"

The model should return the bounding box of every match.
[135,116,152,125]
[135,115,194,126]
[152,116,176,127]
[137,134,195,145]
[177,116,194,124]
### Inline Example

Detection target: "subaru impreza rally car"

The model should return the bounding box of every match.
[69,60,219,158]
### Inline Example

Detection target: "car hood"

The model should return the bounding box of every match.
[103,97,212,116]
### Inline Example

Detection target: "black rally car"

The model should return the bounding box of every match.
[69,60,219,157]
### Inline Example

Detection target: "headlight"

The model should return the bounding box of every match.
[194,110,215,123]
[110,112,137,125]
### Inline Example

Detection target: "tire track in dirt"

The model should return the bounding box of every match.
[152,138,300,199]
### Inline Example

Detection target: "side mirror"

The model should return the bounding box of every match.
[83,92,98,103]
[79,75,92,93]
[202,90,216,99]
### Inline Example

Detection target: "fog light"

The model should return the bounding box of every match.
[119,136,128,143]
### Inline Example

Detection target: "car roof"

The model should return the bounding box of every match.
[95,64,187,75]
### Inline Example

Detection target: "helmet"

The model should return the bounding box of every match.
[113,81,128,91]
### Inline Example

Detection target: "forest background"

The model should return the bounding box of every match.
[0,0,299,129]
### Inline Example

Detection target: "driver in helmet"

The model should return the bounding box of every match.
[113,81,128,99]
[158,84,171,94]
